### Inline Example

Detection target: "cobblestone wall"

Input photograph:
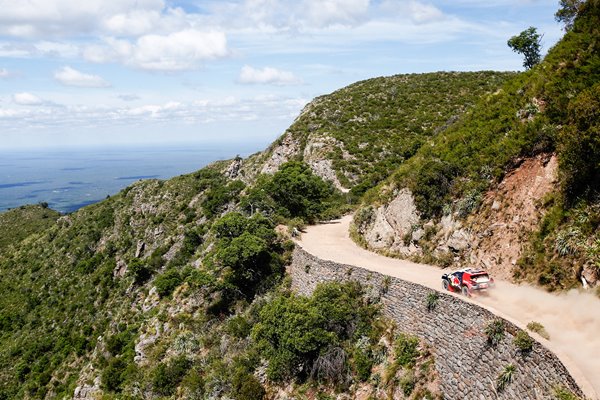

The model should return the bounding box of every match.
[289,247,584,400]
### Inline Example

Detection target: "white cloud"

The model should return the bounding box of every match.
[13,92,44,105]
[0,94,308,129]
[0,68,10,78]
[54,66,110,88]
[0,41,79,59]
[84,30,228,71]
[238,65,301,85]
[207,0,372,32]
[304,0,370,27]
[407,1,445,24]
[0,0,169,38]
[379,1,445,24]
[0,109,24,118]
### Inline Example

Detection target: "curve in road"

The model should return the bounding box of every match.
[297,215,600,399]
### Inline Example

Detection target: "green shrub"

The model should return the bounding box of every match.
[248,161,341,223]
[105,331,133,356]
[154,269,183,298]
[484,319,505,347]
[400,370,416,396]
[128,258,152,284]
[558,83,600,201]
[226,315,251,339]
[147,245,169,270]
[353,347,374,382]
[202,179,245,218]
[513,330,534,353]
[496,364,516,392]
[410,159,457,219]
[252,282,379,382]
[526,321,550,340]
[101,358,127,392]
[231,370,265,400]
[553,385,582,400]
[425,292,439,312]
[180,368,205,398]
[152,356,191,396]
[394,334,420,368]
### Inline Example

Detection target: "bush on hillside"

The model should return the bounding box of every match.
[245,161,342,223]
[154,269,183,298]
[252,281,380,383]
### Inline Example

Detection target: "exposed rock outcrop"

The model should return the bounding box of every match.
[260,132,300,175]
[302,136,351,192]
[362,189,421,255]
[73,377,101,399]
[358,154,559,281]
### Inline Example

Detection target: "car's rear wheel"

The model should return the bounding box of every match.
[461,286,470,297]
[442,280,449,291]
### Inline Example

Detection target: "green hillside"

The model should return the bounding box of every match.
[250,71,514,199]
[0,205,60,251]
[0,161,432,398]
[0,1,598,398]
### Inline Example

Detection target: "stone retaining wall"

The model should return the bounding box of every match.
[289,247,584,400]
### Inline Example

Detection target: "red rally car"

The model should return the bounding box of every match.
[442,268,495,297]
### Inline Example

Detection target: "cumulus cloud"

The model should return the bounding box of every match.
[13,92,44,105]
[54,66,110,88]
[84,30,229,71]
[0,0,169,38]
[238,65,301,85]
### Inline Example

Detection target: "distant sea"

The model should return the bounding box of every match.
[0,143,262,213]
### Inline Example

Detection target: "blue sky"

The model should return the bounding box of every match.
[0,0,564,149]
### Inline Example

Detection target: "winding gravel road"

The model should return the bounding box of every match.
[297,215,600,399]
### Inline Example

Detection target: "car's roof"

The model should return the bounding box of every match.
[452,268,489,275]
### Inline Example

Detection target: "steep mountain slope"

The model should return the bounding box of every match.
[353,1,600,292]
[0,159,434,399]
[241,71,514,198]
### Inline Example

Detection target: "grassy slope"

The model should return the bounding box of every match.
[251,71,515,198]
[0,158,420,399]
[0,205,61,251]
[0,164,239,398]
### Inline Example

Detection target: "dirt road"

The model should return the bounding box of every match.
[297,215,600,399]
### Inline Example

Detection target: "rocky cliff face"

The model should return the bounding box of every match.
[358,188,421,255]
[354,154,583,285]
[467,155,558,280]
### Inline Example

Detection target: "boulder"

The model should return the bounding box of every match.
[581,263,599,288]
[261,133,300,174]
[113,259,127,278]
[73,377,101,399]
[446,229,472,252]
